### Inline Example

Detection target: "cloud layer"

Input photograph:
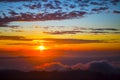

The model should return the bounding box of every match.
[35,61,119,73]
[0,50,120,73]
[0,0,120,26]
[1,58,118,73]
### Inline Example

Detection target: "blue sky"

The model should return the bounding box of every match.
[0,0,120,28]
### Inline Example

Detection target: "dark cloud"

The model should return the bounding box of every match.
[88,31,109,34]
[0,11,87,24]
[92,7,109,12]
[44,3,56,9]
[88,61,116,73]
[43,28,120,35]
[0,21,19,27]
[43,38,105,44]
[43,31,83,35]
[9,26,18,29]
[72,27,120,31]
[90,2,104,5]
[113,10,120,14]
[0,25,19,28]
[111,0,120,5]
[0,36,32,41]
[0,22,9,27]
[0,36,109,45]
[0,22,19,28]
[8,10,18,16]
[42,0,48,2]
[23,2,41,9]
[90,28,119,31]
[88,28,120,34]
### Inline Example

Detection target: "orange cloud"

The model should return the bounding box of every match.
[35,62,69,71]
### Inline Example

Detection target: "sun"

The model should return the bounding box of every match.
[38,46,45,51]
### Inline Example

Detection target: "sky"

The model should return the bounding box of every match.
[0,0,120,71]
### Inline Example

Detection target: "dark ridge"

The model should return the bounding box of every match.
[0,69,120,80]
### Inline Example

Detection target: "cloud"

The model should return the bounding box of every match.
[71,63,88,70]
[113,10,120,14]
[72,27,119,31]
[0,36,32,41]
[6,43,39,46]
[0,36,108,45]
[111,0,120,5]
[43,31,83,34]
[90,1,103,5]
[8,10,18,16]
[43,38,105,44]
[0,0,120,26]
[34,61,119,73]
[87,61,118,73]
[88,28,120,34]
[0,11,87,26]
[0,50,120,73]
[0,21,19,28]
[43,28,120,35]
[90,28,119,31]
[11,29,24,32]
[92,7,109,12]
[72,61,120,73]
[35,62,69,71]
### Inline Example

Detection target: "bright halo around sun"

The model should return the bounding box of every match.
[38,46,46,51]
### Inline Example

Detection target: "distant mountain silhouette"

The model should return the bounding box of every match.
[0,69,120,80]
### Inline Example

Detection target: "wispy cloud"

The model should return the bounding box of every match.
[43,31,83,35]
[1,37,106,45]
[6,43,40,46]
[43,38,105,44]
[43,27,120,35]
[0,22,19,27]
[0,36,32,41]
[11,29,24,32]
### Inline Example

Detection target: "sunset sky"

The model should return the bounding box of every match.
[0,0,120,71]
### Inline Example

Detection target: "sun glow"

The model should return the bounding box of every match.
[38,46,46,51]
